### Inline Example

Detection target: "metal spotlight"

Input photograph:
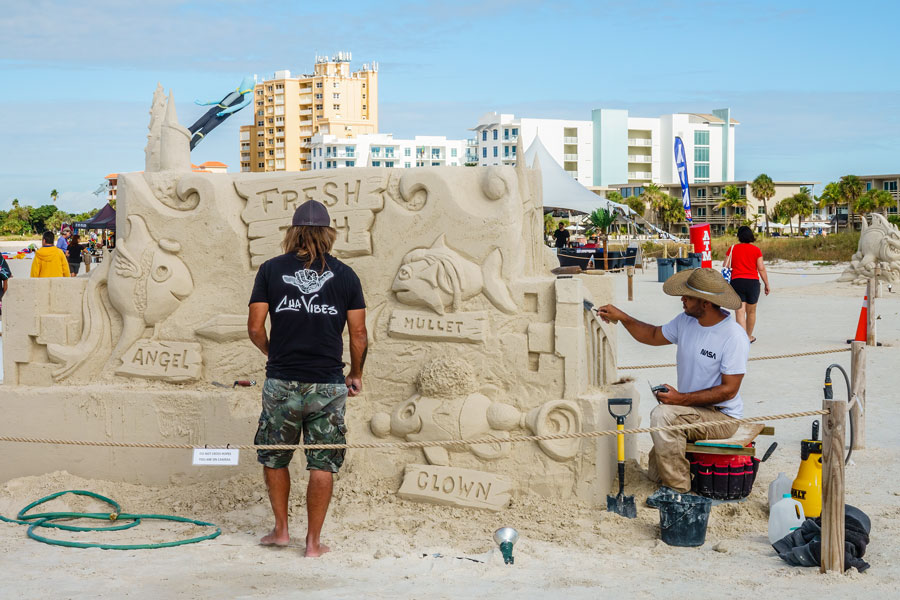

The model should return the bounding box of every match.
[493,527,519,565]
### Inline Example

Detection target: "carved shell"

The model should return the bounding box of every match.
[524,400,583,461]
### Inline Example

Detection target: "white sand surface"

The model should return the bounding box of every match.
[1,261,899,598]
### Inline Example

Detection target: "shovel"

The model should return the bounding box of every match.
[607,398,637,518]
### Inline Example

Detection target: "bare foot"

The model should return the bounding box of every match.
[304,543,330,557]
[259,530,290,547]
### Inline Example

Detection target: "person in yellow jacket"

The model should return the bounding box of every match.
[30,231,71,278]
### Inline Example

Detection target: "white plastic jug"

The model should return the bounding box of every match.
[768,472,793,510]
[768,494,805,544]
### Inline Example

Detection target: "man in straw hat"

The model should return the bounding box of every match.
[597,268,750,500]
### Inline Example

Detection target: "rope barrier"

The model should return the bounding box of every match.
[0,409,829,452]
[767,270,844,276]
[619,346,850,370]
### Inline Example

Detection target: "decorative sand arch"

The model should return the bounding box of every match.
[0,86,639,511]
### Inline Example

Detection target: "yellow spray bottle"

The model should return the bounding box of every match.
[791,420,822,518]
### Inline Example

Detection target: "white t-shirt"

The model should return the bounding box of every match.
[660,310,750,418]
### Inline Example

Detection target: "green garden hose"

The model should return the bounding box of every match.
[0,489,220,550]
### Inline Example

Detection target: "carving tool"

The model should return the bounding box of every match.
[606,398,637,518]
[211,380,257,389]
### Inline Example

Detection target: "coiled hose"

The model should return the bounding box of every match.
[824,363,854,465]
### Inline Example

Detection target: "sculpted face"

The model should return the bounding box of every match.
[392,258,449,315]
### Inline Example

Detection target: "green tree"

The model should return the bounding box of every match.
[816,182,842,223]
[654,195,685,232]
[750,174,775,236]
[50,189,59,204]
[45,210,71,233]
[640,184,666,226]
[585,208,617,270]
[856,188,894,216]
[716,185,744,230]
[771,196,797,235]
[793,187,815,233]
[839,175,865,232]
[543,212,557,238]
[30,204,58,233]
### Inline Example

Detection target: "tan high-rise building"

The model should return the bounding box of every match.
[239,52,378,172]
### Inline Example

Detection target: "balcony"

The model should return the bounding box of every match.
[240,132,250,141]
[503,135,519,143]
[628,171,652,179]
[299,128,312,136]
[563,136,578,144]
[564,170,578,179]
[276,150,285,158]
[275,108,284,116]
[300,119,312,127]
[275,141,284,148]
[563,154,578,161]
[274,94,284,105]
[628,138,652,147]
[628,155,651,163]
[299,109,312,116]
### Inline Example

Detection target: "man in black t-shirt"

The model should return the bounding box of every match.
[553,222,570,248]
[248,199,368,558]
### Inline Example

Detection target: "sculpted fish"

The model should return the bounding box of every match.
[391,234,517,315]
[48,215,193,378]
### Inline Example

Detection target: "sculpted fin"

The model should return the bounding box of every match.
[480,248,517,313]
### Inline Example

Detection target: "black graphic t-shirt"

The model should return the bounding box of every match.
[249,253,365,383]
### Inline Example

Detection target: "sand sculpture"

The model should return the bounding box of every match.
[0,86,638,511]
[838,213,900,284]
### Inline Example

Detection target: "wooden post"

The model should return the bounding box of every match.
[820,396,846,573]
[850,341,866,450]
[866,277,876,346]
[627,267,634,301]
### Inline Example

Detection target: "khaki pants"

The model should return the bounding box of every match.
[647,404,739,493]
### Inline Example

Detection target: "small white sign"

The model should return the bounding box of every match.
[192,448,240,466]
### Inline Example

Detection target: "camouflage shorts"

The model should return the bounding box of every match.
[254,378,348,472]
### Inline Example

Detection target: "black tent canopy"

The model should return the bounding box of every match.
[74,203,116,231]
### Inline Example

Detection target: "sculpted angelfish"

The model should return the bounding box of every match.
[391,234,517,315]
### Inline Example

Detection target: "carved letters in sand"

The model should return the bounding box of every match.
[397,464,512,511]
[115,340,202,381]
[388,309,488,343]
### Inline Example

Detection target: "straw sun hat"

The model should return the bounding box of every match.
[662,268,742,310]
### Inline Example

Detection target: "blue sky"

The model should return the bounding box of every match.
[1,0,898,213]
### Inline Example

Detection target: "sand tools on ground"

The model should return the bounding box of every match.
[607,398,637,518]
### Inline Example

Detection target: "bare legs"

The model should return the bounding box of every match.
[304,470,333,557]
[735,302,747,333]
[260,466,291,546]
[745,302,758,341]
[260,466,333,557]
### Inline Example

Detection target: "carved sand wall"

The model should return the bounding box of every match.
[0,87,638,509]
[838,213,900,284]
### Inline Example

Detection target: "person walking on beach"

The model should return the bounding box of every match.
[596,268,749,499]
[31,231,71,278]
[56,226,71,255]
[726,226,770,343]
[67,234,86,277]
[247,199,368,557]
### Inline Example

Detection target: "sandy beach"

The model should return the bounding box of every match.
[1,259,898,599]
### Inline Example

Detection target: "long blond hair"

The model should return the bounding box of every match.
[281,225,337,272]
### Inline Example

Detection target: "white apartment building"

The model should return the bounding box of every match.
[309,133,468,170]
[592,108,737,187]
[470,112,594,185]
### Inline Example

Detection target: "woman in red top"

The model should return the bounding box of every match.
[726,226,771,343]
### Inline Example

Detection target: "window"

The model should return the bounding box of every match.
[404,148,411,157]
[432,161,440,166]
[268,128,274,134]
[695,164,709,179]
[493,130,498,140]
[694,147,709,162]
[257,110,263,116]
[333,93,340,99]
[696,207,707,217]
[758,206,766,214]
[695,188,707,198]
[333,104,340,110]
[268,150,274,156]
[482,131,487,141]
[362,94,366,99]
[257,141,264,147]
[482,147,487,158]
[362,83,366,88]
[712,187,719,195]
[256,101,263,106]
[346,161,355,167]
[493,147,498,157]
[257,152,263,158]
[256,90,263,95]
[258,162,264,168]
[372,161,381,167]
[316,104,323,110]
[257,121,264,126]
[316,82,322,88]
[404,162,411,168]
[362,105,366,110]
[694,130,709,145]
[345,146,354,156]
[504,146,509,157]
[622,188,631,198]
[866,182,873,191]
[633,186,643,196]
[504,128,509,140]
[884,181,898,192]
[512,128,518,136]
[371,146,380,155]
[386,161,394,167]
[451,148,457,157]
[315,93,323,99]
[511,146,516,156]
[738,187,746,196]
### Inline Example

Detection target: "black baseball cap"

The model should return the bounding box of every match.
[292,199,331,227]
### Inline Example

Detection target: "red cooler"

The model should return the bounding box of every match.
[689,224,712,268]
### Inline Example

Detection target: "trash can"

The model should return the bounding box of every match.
[657,258,674,282]
[688,252,702,269]
[675,257,694,272]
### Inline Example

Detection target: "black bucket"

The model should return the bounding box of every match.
[657,494,712,547]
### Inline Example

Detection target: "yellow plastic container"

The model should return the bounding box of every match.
[791,439,822,518]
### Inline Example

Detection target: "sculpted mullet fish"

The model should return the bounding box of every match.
[391,234,517,315]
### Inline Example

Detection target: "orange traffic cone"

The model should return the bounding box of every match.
[847,295,868,343]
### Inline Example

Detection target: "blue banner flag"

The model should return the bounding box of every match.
[674,137,692,222]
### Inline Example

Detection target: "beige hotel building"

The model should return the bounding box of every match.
[239,52,378,172]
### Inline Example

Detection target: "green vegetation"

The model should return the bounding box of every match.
[750,174,775,236]
[711,232,860,262]
[0,198,99,237]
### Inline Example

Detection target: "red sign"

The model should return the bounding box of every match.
[689,224,712,268]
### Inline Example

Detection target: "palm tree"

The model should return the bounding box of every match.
[716,185,742,230]
[750,174,775,237]
[585,208,617,270]
[50,189,59,204]
[640,184,666,226]
[543,212,557,239]
[839,175,865,231]
[857,189,894,217]
[656,195,685,233]
[793,188,815,233]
